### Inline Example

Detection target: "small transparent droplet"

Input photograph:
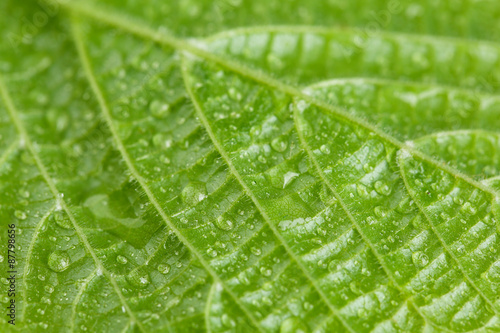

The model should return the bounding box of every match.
[463,202,477,216]
[250,247,261,256]
[280,317,307,333]
[54,211,71,229]
[374,180,392,196]
[215,216,234,231]
[412,251,429,268]
[260,266,272,277]
[149,100,170,118]
[271,137,288,152]
[116,255,128,265]
[157,264,171,275]
[14,210,27,220]
[207,248,218,258]
[48,251,70,272]
[181,182,207,206]
[320,144,331,154]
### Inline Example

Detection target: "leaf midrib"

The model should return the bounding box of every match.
[61,0,500,201]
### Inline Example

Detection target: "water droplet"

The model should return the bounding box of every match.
[491,197,499,221]
[283,172,299,188]
[48,251,70,272]
[149,100,170,118]
[374,206,386,218]
[320,144,331,154]
[463,202,477,215]
[374,180,392,196]
[328,259,340,272]
[412,251,429,267]
[221,313,236,328]
[181,182,207,206]
[250,247,261,256]
[280,317,307,333]
[54,211,71,229]
[228,87,242,101]
[215,216,234,231]
[14,210,27,220]
[486,263,500,283]
[157,264,170,274]
[116,255,128,265]
[296,100,309,112]
[207,248,218,258]
[127,271,150,288]
[271,137,288,152]
[19,190,30,198]
[356,184,369,198]
[44,285,54,293]
[260,266,272,277]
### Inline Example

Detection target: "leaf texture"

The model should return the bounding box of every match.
[0,0,499,332]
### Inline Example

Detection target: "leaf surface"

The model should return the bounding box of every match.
[1,0,500,332]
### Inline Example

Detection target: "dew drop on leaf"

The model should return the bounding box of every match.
[221,313,236,328]
[54,211,72,229]
[127,271,150,288]
[14,210,27,220]
[486,263,500,283]
[181,182,207,206]
[207,248,218,258]
[48,251,70,272]
[250,247,262,256]
[271,137,288,152]
[491,196,500,222]
[116,255,128,265]
[320,144,330,154]
[374,180,391,196]
[149,100,170,118]
[279,317,307,333]
[157,264,171,274]
[411,251,429,267]
[283,171,299,188]
[215,216,234,231]
[260,266,272,277]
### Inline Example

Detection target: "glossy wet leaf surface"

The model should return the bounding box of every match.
[1,0,500,332]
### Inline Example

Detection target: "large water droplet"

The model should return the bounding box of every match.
[48,251,70,272]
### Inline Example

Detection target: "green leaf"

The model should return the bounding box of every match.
[1,0,500,332]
